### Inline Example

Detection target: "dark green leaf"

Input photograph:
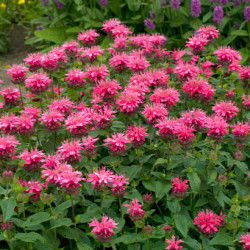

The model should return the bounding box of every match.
[15,232,45,243]
[173,214,189,238]
[187,172,201,193]
[23,212,50,227]
[0,197,16,222]
[210,232,233,246]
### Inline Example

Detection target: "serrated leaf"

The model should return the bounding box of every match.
[203,12,213,22]
[23,212,50,227]
[187,172,201,193]
[51,218,72,229]
[53,200,72,214]
[35,27,66,43]
[231,30,248,36]
[77,242,93,250]
[210,232,233,246]
[173,214,189,238]
[114,233,137,244]
[154,158,168,167]
[15,232,45,243]
[0,197,16,222]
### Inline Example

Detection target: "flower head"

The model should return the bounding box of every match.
[104,133,130,155]
[24,53,43,70]
[213,5,224,24]
[57,140,82,163]
[65,68,86,89]
[78,29,99,45]
[0,113,19,134]
[142,103,168,124]
[144,18,155,30]
[82,136,99,157]
[206,116,229,140]
[214,46,242,65]
[165,235,184,250]
[0,87,20,105]
[171,177,189,198]
[212,101,239,121]
[186,36,208,53]
[0,135,20,160]
[25,72,51,94]
[197,25,219,41]
[48,97,73,115]
[155,117,178,140]
[111,174,129,197]
[7,64,28,84]
[39,110,64,131]
[124,199,145,221]
[231,122,250,142]
[239,233,250,250]
[126,125,148,148]
[191,0,201,17]
[86,65,110,83]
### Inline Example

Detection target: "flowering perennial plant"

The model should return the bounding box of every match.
[0,19,249,250]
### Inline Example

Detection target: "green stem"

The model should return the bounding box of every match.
[110,242,117,250]
[119,197,123,218]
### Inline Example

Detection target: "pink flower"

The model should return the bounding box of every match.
[104,133,130,155]
[20,106,41,120]
[163,225,172,232]
[126,125,148,148]
[176,124,195,146]
[212,101,239,121]
[17,116,35,136]
[239,66,250,81]
[65,111,92,136]
[182,78,216,101]
[111,174,129,197]
[186,36,208,53]
[173,62,200,80]
[239,233,250,250]
[116,91,142,114]
[112,36,128,50]
[94,105,116,129]
[165,236,184,250]
[0,86,20,105]
[92,79,121,101]
[62,40,79,55]
[155,117,178,140]
[142,103,168,124]
[7,64,28,84]
[42,154,62,170]
[124,199,145,221]
[150,87,180,107]
[78,29,99,45]
[57,140,82,163]
[111,24,132,37]
[21,179,45,201]
[171,177,189,198]
[109,52,129,71]
[193,210,221,235]
[127,54,150,72]
[179,108,207,130]
[214,46,242,65]
[80,46,104,62]
[197,25,219,41]
[225,88,235,99]
[87,167,114,190]
[39,110,64,131]
[48,97,73,115]
[86,64,110,83]
[242,95,250,110]
[102,18,122,35]
[65,68,86,89]
[25,72,51,94]
[231,122,250,142]
[49,46,68,65]
[0,113,19,134]
[82,136,99,157]
[148,69,170,86]
[41,53,59,72]
[89,214,118,242]
[24,52,43,70]
[229,61,242,73]
[0,135,20,160]
[206,116,229,140]
[19,148,45,171]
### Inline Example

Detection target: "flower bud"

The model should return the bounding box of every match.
[17,193,29,203]
[218,175,228,185]
[2,171,13,183]
[234,151,244,161]
[41,193,54,205]
[142,225,153,235]
[163,225,172,232]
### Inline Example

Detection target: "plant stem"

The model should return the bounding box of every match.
[119,197,123,218]
[19,85,24,107]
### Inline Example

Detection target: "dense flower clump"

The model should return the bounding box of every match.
[0,18,248,250]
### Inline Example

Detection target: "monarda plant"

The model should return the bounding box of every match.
[0,19,249,250]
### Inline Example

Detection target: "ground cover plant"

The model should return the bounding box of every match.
[0,19,249,249]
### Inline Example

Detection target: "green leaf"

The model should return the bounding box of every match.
[51,218,72,229]
[35,27,66,43]
[15,232,45,243]
[231,30,248,37]
[114,233,137,244]
[235,161,249,175]
[23,212,50,227]
[210,232,233,246]
[53,200,72,214]
[154,158,168,167]
[203,12,213,22]
[77,242,93,250]
[173,214,189,238]
[207,169,217,184]
[222,35,237,46]
[187,172,201,193]
[114,218,125,234]
[78,207,101,223]
[57,227,76,239]
[0,197,16,222]
[126,0,141,11]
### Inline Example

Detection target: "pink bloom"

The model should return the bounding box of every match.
[176,124,195,146]
[239,233,250,250]
[49,46,68,65]
[0,86,20,105]
[92,79,121,101]
[0,113,19,134]
[104,133,130,155]
[82,136,99,157]
[111,24,132,37]
[57,140,82,163]
[229,61,242,73]
[42,154,62,169]
[179,108,207,130]
[24,52,43,70]
[62,40,79,55]
[41,53,59,72]
[80,46,104,62]
[20,106,41,120]
[206,116,229,140]
[87,167,114,190]
[109,52,129,71]
[186,36,208,53]
[126,125,148,148]
[142,103,168,124]
[116,91,142,114]
[78,29,99,45]
[7,64,28,84]
[86,64,110,83]
[154,117,178,140]
[21,179,45,201]
[17,116,35,136]
[212,101,239,121]
[193,210,221,235]
[242,95,250,110]
[214,46,242,65]
[127,54,150,72]
[25,72,51,94]
[124,199,145,221]
[65,111,92,136]
[19,148,45,171]
[165,236,184,250]
[89,214,118,242]
[48,97,73,115]
[197,25,219,41]
[173,62,200,80]
[239,66,250,81]
[231,122,250,141]
[65,68,86,89]
[171,177,189,198]
[112,36,128,50]
[143,193,153,201]
[150,87,180,107]
[102,18,122,34]
[182,78,216,101]
[225,88,235,99]
[40,110,64,131]
[111,174,129,197]
[0,135,20,160]
[94,104,116,129]
[148,69,170,86]
[163,225,172,232]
